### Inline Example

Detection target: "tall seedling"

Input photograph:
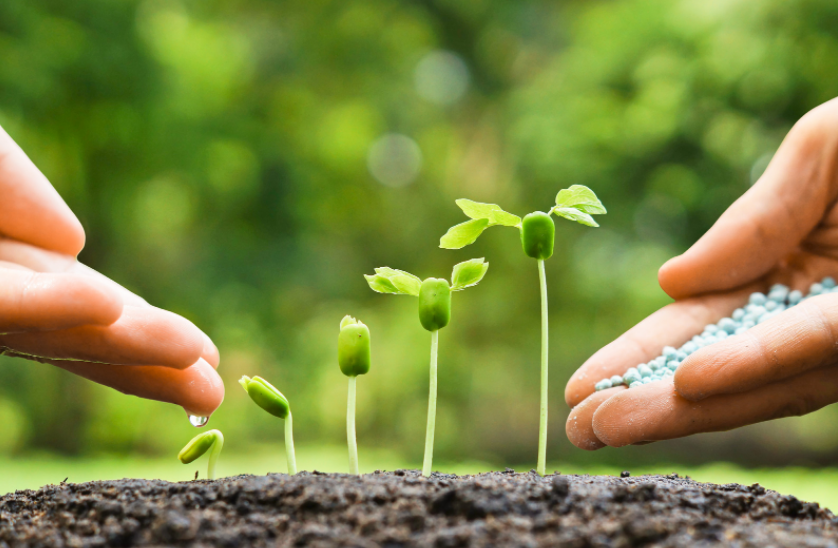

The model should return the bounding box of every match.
[439,186,606,475]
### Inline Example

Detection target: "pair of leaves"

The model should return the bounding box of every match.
[364,267,422,296]
[440,200,521,249]
[365,258,489,295]
[551,185,606,227]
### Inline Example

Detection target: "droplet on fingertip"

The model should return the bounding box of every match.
[189,415,209,427]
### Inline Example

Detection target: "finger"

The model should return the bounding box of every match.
[566,387,623,450]
[0,238,149,306]
[0,269,122,332]
[0,305,204,368]
[675,293,838,401]
[0,126,85,256]
[201,333,220,369]
[0,260,33,272]
[50,358,225,417]
[565,283,756,408]
[0,238,220,368]
[658,98,838,299]
[591,365,838,447]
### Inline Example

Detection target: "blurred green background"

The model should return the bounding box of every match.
[2,0,838,499]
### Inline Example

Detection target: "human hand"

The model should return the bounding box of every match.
[565,98,838,449]
[0,125,223,417]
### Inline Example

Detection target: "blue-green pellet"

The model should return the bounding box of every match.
[788,290,803,305]
[732,308,745,321]
[824,277,836,289]
[638,364,652,377]
[629,381,643,388]
[810,283,824,295]
[624,371,641,384]
[765,301,778,312]
[662,346,677,358]
[749,293,767,305]
[718,318,737,334]
[734,326,747,335]
[610,375,623,386]
[595,380,611,391]
[681,342,698,355]
[704,324,719,334]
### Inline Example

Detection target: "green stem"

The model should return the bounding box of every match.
[537,259,549,476]
[207,431,224,480]
[422,329,439,477]
[347,376,359,474]
[285,412,297,475]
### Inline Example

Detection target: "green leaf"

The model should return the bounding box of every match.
[555,185,607,215]
[455,199,521,227]
[439,218,490,249]
[178,430,220,464]
[365,268,421,296]
[451,258,489,291]
[551,207,599,227]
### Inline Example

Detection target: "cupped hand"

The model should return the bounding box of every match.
[0,125,223,417]
[565,97,838,449]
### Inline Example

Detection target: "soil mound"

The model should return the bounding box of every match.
[1,470,836,547]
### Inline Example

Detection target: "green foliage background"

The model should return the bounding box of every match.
[1,0,838,468]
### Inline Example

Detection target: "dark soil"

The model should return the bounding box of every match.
[1,470,837,547]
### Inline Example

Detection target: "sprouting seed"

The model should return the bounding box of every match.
[178,429,224,480]
[365,258,489,477]
[239,375,297,475]
[438,185,606,476]
[338,315,371,475]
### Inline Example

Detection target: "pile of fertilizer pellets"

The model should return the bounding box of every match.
[594,276,837,391]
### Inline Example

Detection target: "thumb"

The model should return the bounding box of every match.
[0,126,86,257]
[659,100,838,299]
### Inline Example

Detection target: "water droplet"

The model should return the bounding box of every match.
[189,415,208,427]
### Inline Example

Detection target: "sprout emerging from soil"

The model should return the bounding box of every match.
[338,315,371,475]
[239,375,297,474]
[365,258,489,476]
[178,429,224,480]
[440,186,606,476]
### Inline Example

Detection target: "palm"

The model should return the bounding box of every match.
[565,98,838,450]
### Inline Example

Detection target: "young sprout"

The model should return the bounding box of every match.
[239,375,297,474]
[365,258,489,476]
[178,429,224,480]
[440,186,606,476]
[338,315,371,475]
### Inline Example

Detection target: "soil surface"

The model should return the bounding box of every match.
[1,469,837,547]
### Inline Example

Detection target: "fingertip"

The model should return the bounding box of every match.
[566,388,622,450]
[658,255,694,300]
[201,332,220,369]
[180,359,226,417]
[71,274,123,326]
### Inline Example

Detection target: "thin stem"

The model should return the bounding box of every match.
[347,376,359,475]
[422,329,439,477]
[207,431,224,480]
[285,412,297,475]
[537,259,549,476]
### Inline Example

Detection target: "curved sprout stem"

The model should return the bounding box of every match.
[422,330,439,477]
[537,259,549,476]
[285,412,297,475]
[207,431,224,480]
[347,376,359,474]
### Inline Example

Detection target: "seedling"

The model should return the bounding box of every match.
[178,429,224,480]
[365,258,489,476]
[440,186,606,475]
[239,375,297,474]
[338,315,371,475]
